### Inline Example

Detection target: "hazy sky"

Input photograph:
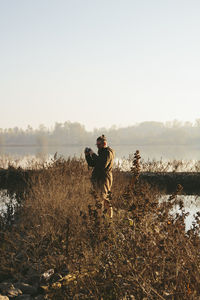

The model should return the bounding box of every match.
[0,0,200,131]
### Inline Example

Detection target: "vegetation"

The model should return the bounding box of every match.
[1,119,200,147]
[0,153,200,299]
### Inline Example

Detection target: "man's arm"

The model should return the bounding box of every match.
[85,153,96,167]
[91,151,111,169]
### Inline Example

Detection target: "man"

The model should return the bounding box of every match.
[85,135,115,218]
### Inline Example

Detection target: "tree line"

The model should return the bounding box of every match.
[0,120,200,147]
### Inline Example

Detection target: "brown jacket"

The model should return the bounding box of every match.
[86,147,115,183]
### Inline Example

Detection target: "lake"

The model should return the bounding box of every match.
[1,144,200,160]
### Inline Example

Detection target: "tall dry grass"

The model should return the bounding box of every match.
[0,154,200,299]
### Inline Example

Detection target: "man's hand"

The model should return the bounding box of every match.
[84,147,94,156]
[84,148,90,156]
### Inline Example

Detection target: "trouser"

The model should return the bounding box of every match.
[91,175,113,217]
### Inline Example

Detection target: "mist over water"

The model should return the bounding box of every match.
[1,144,200,161]
[1,120,200,161]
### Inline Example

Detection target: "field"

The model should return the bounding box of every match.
[0,153,200,299]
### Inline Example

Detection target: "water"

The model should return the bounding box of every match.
[0,190,17,215]
[1,144,200,161]
[161,195,200,231]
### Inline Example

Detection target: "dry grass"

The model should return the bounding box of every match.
[119,155,200,172]
[0,154,200,299]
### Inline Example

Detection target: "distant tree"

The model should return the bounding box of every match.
[1,120,200,148]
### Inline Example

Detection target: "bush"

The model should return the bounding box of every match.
[0,155,200,299]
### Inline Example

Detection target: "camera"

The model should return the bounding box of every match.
[85,147,91,154]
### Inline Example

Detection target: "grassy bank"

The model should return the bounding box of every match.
[0,154,200,299]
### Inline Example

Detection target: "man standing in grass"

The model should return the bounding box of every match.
[85,135,115,218]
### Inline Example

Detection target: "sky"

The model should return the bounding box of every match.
[0,0,200,131]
